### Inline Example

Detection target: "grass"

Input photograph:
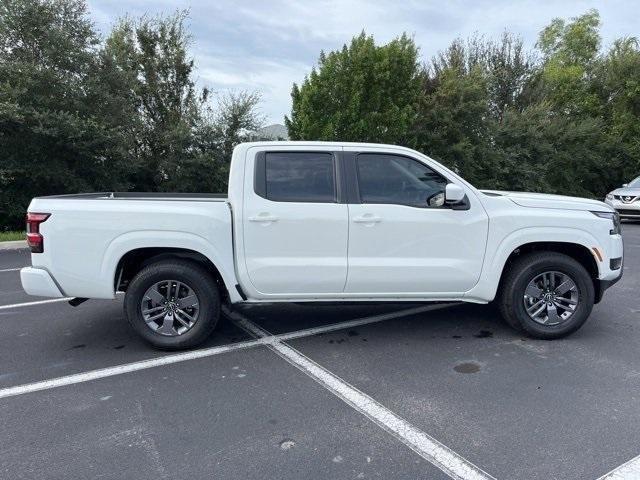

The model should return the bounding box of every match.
[0,231,24,242]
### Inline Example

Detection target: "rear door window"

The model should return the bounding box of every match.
[257,152,337,202]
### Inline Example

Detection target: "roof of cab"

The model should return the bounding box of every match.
[234,141,420,155]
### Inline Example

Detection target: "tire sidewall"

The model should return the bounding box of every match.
[511,256,594,338]
[124,261,220,350]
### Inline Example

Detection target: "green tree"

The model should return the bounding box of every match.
[103,12,205,191]
[0,0,134,229]
[597,38,640,185]
[430,33,533,122]
[494,104,613,196]
[536,9,602,116]
[415,64,496,186]
[286,32,422,145]
[287,11,640,198]
[103,12,263,193]
[174,91,264,194]
[416,34,532,188]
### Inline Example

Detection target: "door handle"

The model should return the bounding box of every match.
[353,214,382,224]
[248,213,279,223]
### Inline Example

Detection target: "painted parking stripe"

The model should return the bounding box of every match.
[0,267,22,273]
[0,298,72,311]
[230,311,495,480]
[0,304,452,399]
[598,454,640,479]
[0,338,265,399]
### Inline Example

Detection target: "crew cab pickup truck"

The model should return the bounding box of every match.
[21,142,624,349]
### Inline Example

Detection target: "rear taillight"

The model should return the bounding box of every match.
[26,212,50,253]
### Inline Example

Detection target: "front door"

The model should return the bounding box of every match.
[242,148,348,295]
[344,149,489,295]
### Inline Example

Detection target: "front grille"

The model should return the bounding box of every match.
[616,209,640,216]
[614,195,639,203]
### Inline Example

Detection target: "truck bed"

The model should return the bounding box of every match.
[27,192,235,300]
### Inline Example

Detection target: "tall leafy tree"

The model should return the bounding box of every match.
[174,91,264,193]
[103,12,263,193]
[286,32,422,145]
[597,38,640,185]
[536,9,602,117]
[416,63,496,186]
[103,12,205,191]
[287,12,640,198]
[415,34,530,188]
[0,0,133,229]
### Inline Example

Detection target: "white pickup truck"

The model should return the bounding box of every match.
[21,142,624,349]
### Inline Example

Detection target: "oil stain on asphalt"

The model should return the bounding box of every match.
[454,362,481,374]
[473,330,494,338]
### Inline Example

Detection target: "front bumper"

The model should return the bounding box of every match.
[595,266,623,303]
[593,227,623,303]
[20,267,65,298]
[605,198,640,219]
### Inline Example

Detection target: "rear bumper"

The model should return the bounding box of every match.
[20,267,65,298]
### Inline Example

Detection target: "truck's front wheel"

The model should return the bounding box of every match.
[124,260,220,350]
[498,252,595,339]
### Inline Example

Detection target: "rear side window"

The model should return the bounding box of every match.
[356,153,448,207]
[256,152,336,202]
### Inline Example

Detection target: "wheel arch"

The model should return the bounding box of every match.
[103,231,240,303]
[497,241,600,302]
[465,226,605,304]
[115,247,231,301]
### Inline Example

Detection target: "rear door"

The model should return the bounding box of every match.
[343,148,489,295]
[242,147,348,296]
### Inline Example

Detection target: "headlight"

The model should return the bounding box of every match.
[606,193,614,200]
[591,211,621,235]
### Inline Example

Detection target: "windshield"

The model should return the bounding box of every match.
[628,176,640,188]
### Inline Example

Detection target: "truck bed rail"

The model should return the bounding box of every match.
[35,192,228,201]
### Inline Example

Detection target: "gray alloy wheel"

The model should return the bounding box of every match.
[498,251,594,339]
[141,279,200,336]
[522,270,579,326]
[125,259,220,350]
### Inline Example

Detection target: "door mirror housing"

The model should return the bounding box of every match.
[445,184,466,204]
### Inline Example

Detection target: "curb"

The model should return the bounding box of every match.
[0,240,27,251]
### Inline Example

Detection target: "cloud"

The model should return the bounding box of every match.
[88,0,639,123]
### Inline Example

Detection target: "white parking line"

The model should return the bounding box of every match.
[0,298,72,311]
[0,267,22,273]
[0,304,452,400]
[0,338,265,399]
[598,454,640,479]
[229,310,495,480]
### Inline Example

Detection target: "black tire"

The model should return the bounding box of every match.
[498,252,595,339]
[124,260,220,350]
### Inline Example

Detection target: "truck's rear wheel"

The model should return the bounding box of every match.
[498,252,594,339]
[124,260,220,350]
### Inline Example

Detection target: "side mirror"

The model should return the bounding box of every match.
[445,183,466,204]
[622,184,628,187]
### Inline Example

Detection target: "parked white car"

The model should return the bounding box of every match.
[21,142,623,349]
[605,176,640,220]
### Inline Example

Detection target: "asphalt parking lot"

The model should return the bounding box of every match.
[1,224,639,480]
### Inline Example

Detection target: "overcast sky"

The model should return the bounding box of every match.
[88,1,639,124]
